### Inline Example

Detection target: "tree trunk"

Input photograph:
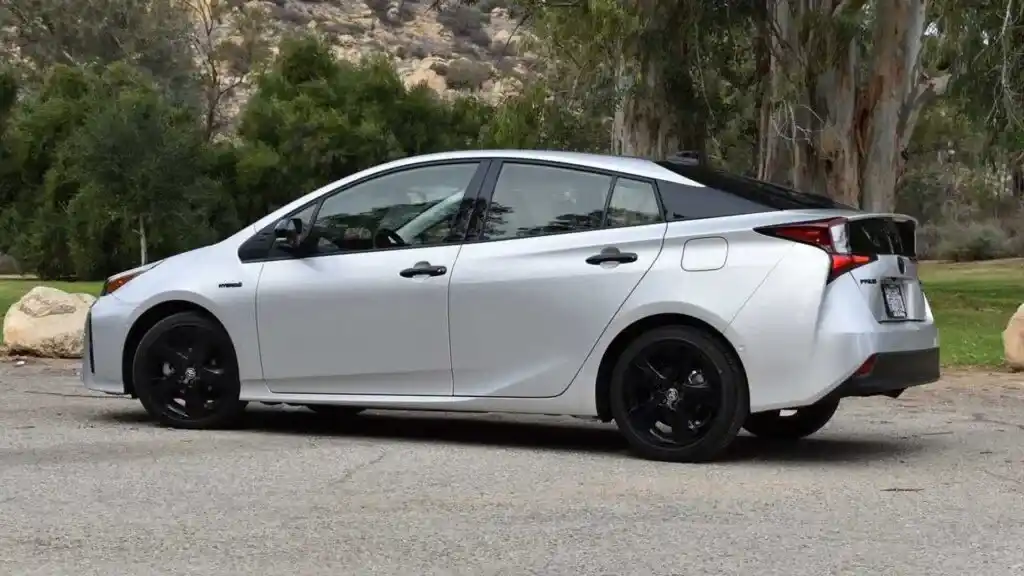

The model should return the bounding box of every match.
[858,0,928,212]
[611,58,681,160]
[139,216,148,266]
[763,0,949,211]
[755,0,789,183]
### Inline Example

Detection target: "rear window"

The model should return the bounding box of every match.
[849,218,917,257]
[655,161,853,211]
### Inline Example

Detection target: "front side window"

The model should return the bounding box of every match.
[482,163,612,240]
[299,162,480,256]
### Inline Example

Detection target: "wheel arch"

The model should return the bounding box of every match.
[121,300,230,397]
[593,313,748,422]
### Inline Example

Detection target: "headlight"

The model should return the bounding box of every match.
[101,260,163,296]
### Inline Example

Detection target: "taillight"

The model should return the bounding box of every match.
[755,217,876,282]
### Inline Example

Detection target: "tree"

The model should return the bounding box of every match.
[0,0,197,98]
[180,0,273,140]
[0,63,231,279]
[230,35,484,220]
[56,64,231,277]
[485,0,965,211]
[758,0,955,211]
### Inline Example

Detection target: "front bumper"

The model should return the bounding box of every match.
[81,296,132,395]
[827,347,940,400]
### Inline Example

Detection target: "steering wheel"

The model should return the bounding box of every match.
[375,228,406,248]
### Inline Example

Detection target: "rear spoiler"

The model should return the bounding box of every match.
[843,212,919,226]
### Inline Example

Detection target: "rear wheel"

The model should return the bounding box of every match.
[609,325,748,463]
[742,399,840,440]
[132,311,247,429]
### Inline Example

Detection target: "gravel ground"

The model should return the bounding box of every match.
[1,358,1023,576]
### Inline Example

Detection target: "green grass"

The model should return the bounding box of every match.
[919,259,1022,368]
[0,260,1020,368]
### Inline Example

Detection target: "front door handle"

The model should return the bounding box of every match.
[586,247,639,265]
[399,261,448,278]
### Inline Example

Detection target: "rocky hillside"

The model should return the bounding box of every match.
[235,0,536,102]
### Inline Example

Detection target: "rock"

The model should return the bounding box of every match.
[404,64,447,93]
[490,29,519,56]
[3,286,96,359]
[1004,303,1024,371]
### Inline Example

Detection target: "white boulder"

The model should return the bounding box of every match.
[1004,303,1024,372]
[3,286,96,358]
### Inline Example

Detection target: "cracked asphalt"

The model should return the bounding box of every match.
[1,359,1023,576]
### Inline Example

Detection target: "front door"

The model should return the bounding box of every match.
[449,161,667,398]
[254,161,486,396]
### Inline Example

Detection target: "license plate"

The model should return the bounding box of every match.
[882,283,907,319]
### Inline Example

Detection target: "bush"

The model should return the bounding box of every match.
[437,4,489,37]
[933,221,1012,262]
[0,32,607,279]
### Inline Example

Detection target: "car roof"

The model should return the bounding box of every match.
[380,150,706,187]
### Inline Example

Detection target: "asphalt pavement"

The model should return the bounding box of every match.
[1,359,1023,576]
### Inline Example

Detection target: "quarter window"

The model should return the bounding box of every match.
[482,163,612,240]
[605,178,662,228]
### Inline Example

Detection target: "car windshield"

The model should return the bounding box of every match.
[655,161,855,211]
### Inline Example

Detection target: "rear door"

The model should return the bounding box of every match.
[448,161,667,398]
[844,214,926,322]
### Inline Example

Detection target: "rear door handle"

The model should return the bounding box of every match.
[399,261,448,278]
[586,247,638,265]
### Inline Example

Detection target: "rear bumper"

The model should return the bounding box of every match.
[828,347,940,400]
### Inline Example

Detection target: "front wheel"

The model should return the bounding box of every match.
[609,325,749,463]
[132,311,247,429]
[742,399,840,440]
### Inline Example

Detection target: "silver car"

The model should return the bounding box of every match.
[83,150,940,462]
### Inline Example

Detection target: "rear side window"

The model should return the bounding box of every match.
[655,161,853,219]
[483,163,612,240]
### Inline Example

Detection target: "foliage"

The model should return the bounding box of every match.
[0,0,198,102]
[0,33,604,279]
[934,221,1013,262]
[0,64,228,279]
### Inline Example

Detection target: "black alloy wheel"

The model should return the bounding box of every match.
[609,325,748,462]
[742,399,841,440]
[133,311,247,429]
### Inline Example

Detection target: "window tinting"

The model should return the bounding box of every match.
[848,218,917,256]
[656,161,852,211]
[482,163,612,240]
[304,162,479,255]
[606,178,662,228]
[657,180,773,221]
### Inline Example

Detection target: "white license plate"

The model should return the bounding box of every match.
[882,284,907,319]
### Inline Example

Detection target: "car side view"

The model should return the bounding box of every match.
[82,150,940,462]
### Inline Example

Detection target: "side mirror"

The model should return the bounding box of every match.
[273,218,303,251]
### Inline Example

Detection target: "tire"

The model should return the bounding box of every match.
[742,399,840,440]
[609,325,749,463]
[132,311,248,429]
[305,405,366,417]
